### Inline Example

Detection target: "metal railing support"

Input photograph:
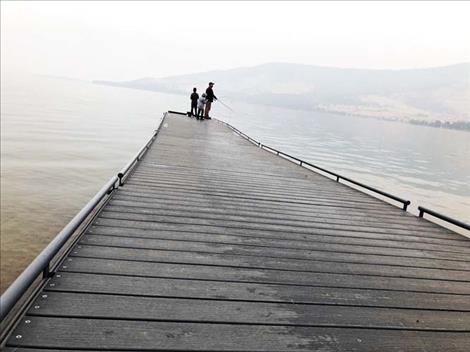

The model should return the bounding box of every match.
[418,206,470,231]
[42,264,51,279]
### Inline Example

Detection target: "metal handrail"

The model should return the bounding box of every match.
[118,113,167,186]
[418,206,470,231]
[0,176,117,322]
[215,117,411,211]
[0,113,166,323]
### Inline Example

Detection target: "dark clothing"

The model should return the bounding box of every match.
[190,92,199,116]
[190,92,199,102]
[191,102,198,116]
[205,87,217,102]
[197,107,204,118]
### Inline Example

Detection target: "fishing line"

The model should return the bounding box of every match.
[216,98,235,112]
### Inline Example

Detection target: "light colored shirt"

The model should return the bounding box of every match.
[197,97,207,109]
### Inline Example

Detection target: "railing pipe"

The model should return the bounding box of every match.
[0,113,167,323]
[339,175,411,210]
[0,175,118,321]
[418,206,470,230]
[259,144,409,210]
[118,115,166,186]
[117,136,154,185]
[213,117,411,211]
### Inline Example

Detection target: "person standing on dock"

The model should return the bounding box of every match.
[197,93,207,120]
[190,88,199,117]
[204,82,217,119]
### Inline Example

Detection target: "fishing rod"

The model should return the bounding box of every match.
[216,98,235,112]
[215,97,258,120]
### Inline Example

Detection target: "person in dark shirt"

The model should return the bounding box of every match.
[190,88,199,117]
[204,82,217,119]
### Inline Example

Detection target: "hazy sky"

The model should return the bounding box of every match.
[2,1,469,81]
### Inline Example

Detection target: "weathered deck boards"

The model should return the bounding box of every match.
[6,113,470,351]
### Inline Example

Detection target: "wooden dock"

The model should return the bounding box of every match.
[4,112,470,351]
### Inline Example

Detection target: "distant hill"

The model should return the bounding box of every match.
[94,62,470,127]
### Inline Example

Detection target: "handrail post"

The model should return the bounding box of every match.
[403,201,411,211]
[42,263,51,279]
[106,183,116,195]
[417,206,469,230]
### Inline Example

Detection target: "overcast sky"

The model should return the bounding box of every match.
[2,1,469,81]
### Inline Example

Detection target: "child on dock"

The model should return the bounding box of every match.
[190,88,199,117]
[197,93,207,120]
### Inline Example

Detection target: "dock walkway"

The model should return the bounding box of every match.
[4,112,470,351]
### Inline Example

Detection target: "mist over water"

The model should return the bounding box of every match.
[1,74,469,292]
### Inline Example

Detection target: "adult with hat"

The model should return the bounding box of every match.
[204,82,217,119]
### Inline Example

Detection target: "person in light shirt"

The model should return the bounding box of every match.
[197,93,207,120]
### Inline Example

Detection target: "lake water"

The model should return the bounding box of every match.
[1,74,469,292]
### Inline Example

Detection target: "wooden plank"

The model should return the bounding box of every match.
[81,230,470,271]
[113,190,417,221]
[110,194,447,232]
[71,245,470,282]
[130,169,363,197]
[28,291,470,330]
[62,256,470,295]
[87,222,470,262]
[105,201,463,236]
[128,174,381,204]
[139,160,322,182]
[116,187,419,220]
[44,272,470,311]
[93,214,470,254]
[94,214,468,247]
[130,167,366,193]
[97,210,459,240]
[9,317,470,351]
[122,183,394,211]
[131,165,355,189]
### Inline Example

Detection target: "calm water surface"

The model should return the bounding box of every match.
[1,74,469,292]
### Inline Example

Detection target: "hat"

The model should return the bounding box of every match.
[209,82,214,85]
